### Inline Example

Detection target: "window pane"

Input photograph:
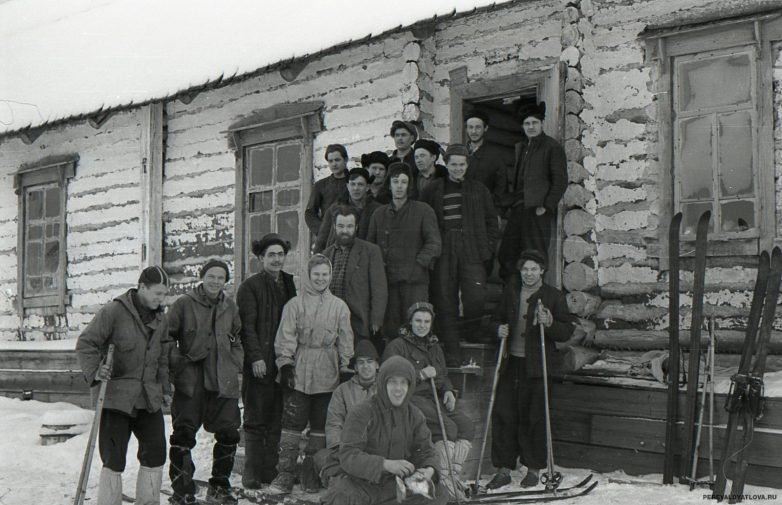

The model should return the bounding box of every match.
[26,242,42,276]
[721,200,754,232]
[249,191,273,213]
[249,147,273,187]
[277,188,300,208]
[249,213,271,244]
[718,111,753,197]
[45,223,61,238]
[43,276,56,290]
[27,276,42,295]
[45,187,60,218]
[45,241,59,273]
[277,143,301,183]
[679,116,713,200]
[27,190,43,220]
[679,54,751,111]
[276,211,299,249]
[681,202,713,236]
[28,225,43,240]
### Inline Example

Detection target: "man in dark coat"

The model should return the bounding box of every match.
[389,120,418,180]
[166,259,243,505]
[413,138,447,199]
[464,110,507,197]
[323,205,388,349]
[305,144,349,235]
[75,266,171,505]
[487,250,577,489]
[314,167,382,253]
[322,355,448,505]
[496,102,568,278]
[382,302,475,501]
[367,162,441,338]
[421,144,500,365]
[236,234,297,487]
[364,151,391,204]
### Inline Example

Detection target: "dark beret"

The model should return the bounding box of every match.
[251,233,291,257]
[517,101,546,122]
[464,109,490,126]
[413,139,441,158]
[516,249,547,270]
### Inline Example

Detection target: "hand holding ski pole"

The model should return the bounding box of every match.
[535,302,553,328]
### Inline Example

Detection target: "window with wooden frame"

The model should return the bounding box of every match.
[646,13,782,256]
[228,102,323,282]
[14,155,77,311]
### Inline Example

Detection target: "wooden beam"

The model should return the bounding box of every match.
[87,110,114,129]
[140,103,164,268]
[18,128,44,145]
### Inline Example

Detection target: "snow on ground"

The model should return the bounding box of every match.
[0,338,76,350]
[0,397,779,505]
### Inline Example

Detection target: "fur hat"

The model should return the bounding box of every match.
[361,151,390,169]
[517,101,546,122]
[407,301,435,322]
[414,139,441,158]
[444,143,469,161]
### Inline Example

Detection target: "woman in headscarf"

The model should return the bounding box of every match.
[269,254,355,495]
[382,302,475,500]
[322,356,448,505]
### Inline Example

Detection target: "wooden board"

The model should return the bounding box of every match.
[0,350,80,370]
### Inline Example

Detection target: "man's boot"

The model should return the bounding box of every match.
[241,430,264,489]
[520,468,539,488]
[169,444,197,503]
[486,467,512,490]
[300,431,326,493]
[433,440,467,501]
[267,429,301,495]
[208,441,238,504]
[96,467,122,505]
[135,465,163,505]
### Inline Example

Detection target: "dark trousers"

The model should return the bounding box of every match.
[385,282,429,339]
[410,395,475,443]
[242,375,283,480]
[99,408,166,472]
[498,206,554,279]
[281,389,332,433]
[491,356,547,470]
[324,474,449,505]
[431,231,487,364]
[169,371,241,496]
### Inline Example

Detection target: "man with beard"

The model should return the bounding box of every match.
[363,151,391,204]
[487,250,576,489]
[323,205,387,349]
[464,110,506,197]
[421,144,499,365]
[236,234,297,488]
[313,167,382,253]
[496,103,567,278]
[167,259,243,505]
[367,162,441,338]
[75,266,171,505]
[313,339,380,487]
[389,120,419,179]
[306,144,350,235]
[322,356,448,505]
[413,138,447,199]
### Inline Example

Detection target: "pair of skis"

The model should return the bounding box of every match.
[458,475,597,504]
[713,247,782,502]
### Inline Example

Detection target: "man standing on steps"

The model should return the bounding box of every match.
[464,109,505,198]
[389,120,419,179]
[236,234,297,488]
[413,138,447,199]
[305,144,350,237]
[367,162,441,339]
[75,266,172,505]
[487,250,576,490]
[166,259,243,505]
[496,102,568,279]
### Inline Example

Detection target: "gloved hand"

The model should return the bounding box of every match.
[280,364,296,390]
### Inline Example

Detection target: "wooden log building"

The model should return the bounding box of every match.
[1,0,782,488]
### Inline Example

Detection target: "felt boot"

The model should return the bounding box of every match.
[135,465,163,505]
[299,431,326,493]
[241,431,263,489]
[433,440,468,501]
[96,467,122,505]
[267,429,300,495]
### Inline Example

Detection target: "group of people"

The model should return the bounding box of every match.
[75,102,576,505]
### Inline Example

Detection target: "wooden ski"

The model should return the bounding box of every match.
[663,212,682,484]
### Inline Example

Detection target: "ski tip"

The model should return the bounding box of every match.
[698,210,712,222]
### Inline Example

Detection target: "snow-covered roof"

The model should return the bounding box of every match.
[0,0,508,136]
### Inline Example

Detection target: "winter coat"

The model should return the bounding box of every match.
[366,199,442,285]
[338,356,439,484]
[491,279,577,378]
[413,164,448,200]
[465,143,507,197]
[305,174,349,233]
[325,376,377,448]
[274,275,354,395]
[382,328,454,398]
[420,177,500,264]
[313,197,383,253]
[166,285,243,399]
[75,289,170,415]
[237,270,296,383]
[323,238,388,338]
[496,132,567,214]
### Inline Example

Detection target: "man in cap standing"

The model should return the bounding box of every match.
[421,144,499,365]
[464,110,507,197]
[413,138,447,199]
[236,234,297,488]
[496,102,568,278]
[363,151,391,204]
[305,144,350,235]
[166,259,243,505]
[389,120,419,179]
[75,266,172,505]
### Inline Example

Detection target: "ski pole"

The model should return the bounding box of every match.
[538,300,562,492]
[708,317,716,484]
[689,324,711,490]
[472,332,508,495]
[74,344,115,505]
[431,377,461,504]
